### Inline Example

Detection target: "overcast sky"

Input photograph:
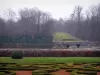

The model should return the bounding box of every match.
[0,0,100,19]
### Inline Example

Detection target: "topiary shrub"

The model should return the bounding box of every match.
[11,50,23,59]
[66,44,70,48]
[32,70,48,75]
[0,72,5,75]
[67,63,74,67]
[71,70,78,75]
[76,44,80,48]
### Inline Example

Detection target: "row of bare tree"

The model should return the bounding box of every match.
[57,4,100,42]
[0,8,55,36]
[0,8,55,44]
[0,4,100,43]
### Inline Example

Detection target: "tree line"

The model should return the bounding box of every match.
[64,4,100,42]
[0,8,55,45]
[0,4,100,45]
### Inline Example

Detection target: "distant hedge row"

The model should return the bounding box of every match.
[0,35,53,43]
[0,50,100,57]
[0,43,53,48]
[0,34,53,48]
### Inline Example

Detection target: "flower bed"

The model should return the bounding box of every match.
[0,63,100,75]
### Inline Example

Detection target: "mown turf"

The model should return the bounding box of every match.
[0,57,100,64]
[53,32,82,41]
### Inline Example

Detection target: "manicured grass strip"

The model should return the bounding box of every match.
[53,32,82,41]
[0,57,100,64]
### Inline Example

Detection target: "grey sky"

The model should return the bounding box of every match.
[0,0,100,19]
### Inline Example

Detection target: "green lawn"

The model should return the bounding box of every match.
[0,57,100,64]
[53,32,82,41]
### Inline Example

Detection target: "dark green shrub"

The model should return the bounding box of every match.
[16,64,21,66]
[67,63,74,67]
[71,70,78,75]
[7,65,16,67]
[11,50,23,59]
[32,70,49,75]
[0,72,5,75]
[11,72,16,75]
[66,44,70,48]
[67,69,74,72]
[45,69,57,72]
[32,73,51,75]
[83,64,91,68]
[78,71,97,75]
[76,44,80,48]
[0,71,16,75]
[0,64,6,67]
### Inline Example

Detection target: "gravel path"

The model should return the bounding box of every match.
[51,70,70,75]
[16,71,32,75]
